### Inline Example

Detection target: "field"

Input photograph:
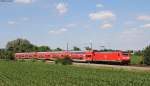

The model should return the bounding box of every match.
[0,61,150,86]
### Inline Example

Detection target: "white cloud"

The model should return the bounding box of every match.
[96,4,104,8]
[118,28,148,50]
[121,28,142,35]
[137,15,150,21]
[8,21,17,25]
[49,28,68,34]
[65,23,76,28]
[89,11,115,21]
[59,28,67,32]
[56,3,68,15]
[22,17,29,21]
[124,21,135,25]
[141,23,150,28]
[101,23,113,29]
[7,17,30,25]
[14,0,33,4]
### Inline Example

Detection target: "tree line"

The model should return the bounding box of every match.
[0,38,150,65]
[0,38,90,60]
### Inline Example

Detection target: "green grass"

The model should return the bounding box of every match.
[0,60,150,86]
[131,55,143,64]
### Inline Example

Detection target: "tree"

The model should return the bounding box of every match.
[32,46,39,52]
[6,38,34,53]
[54,48,63,51]
[1,38,54,60]
[0,49,5,59]
[5,38,35,60]
[38,46,51,52]
[143,45,150,65]
[85,46,92,51]
[0,49,14,60]
[134,50,143,56]
[72,46,81,51]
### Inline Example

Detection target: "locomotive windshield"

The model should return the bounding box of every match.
[122,51,129,56]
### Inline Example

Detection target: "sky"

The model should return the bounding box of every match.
[0,0,150,50]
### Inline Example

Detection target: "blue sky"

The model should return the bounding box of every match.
[0,0,150,50]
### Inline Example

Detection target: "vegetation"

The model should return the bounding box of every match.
[72,46,81,51]
[0,61,150,86]
[6,38,51,53]
[85,46,92,51]
[55,56,72,65]
[134,50,143,56]
[37,46,52,52]
[143,45,150,65]
[1,38,150,65]
[0,49,14,60]
[6,38,34,53]
[54,47,63,51]
[131,55,143,65]
[130,44,150,65]
[0,38,51,60]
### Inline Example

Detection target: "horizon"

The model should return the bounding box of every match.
[0,0,150,50]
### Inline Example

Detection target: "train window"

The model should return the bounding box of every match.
[122,52,129,56]
[86,55,92,57]
[79,57,83,60]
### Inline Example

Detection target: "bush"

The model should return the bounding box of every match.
[0,49,15,60]
[18,59,25,62]
[131,55,144,65]
[41,59,46,62]
[55,56,72,65]
[31,59,37,62]
[55,58,62,64]
[143,45,150,65]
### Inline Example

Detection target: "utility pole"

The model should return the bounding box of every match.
[90,40,92,51]
[66,42,69,51]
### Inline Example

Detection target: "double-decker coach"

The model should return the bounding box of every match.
[15,51,130,64]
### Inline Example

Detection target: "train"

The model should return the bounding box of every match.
[15,51,130,65]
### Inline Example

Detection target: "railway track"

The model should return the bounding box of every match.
[73,63,150,71]
[46,61,150,71]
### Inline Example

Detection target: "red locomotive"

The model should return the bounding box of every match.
[15,51,130,64]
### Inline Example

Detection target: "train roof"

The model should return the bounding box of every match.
[69,51,85,54]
